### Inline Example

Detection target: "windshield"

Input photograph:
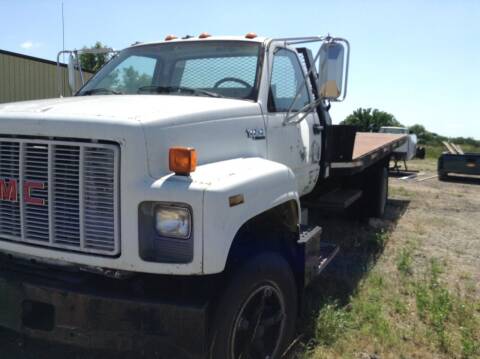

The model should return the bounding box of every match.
[78,41,262,101]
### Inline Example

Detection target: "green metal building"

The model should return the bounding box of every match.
[0,49,91,104]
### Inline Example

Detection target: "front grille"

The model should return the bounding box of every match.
[0,138,120,256]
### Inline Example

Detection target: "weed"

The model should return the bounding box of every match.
[315,302,351,346]
[393,297,408,315]
[456,300,480,358]
[396,247,413,276]
[368,230,389,251]
[415,283,430,320]
[460,325,479,358]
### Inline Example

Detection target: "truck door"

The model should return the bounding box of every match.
[266,48,321,196]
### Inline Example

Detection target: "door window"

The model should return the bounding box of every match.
[269,49,310,112]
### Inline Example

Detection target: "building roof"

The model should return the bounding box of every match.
[0,49,69,68]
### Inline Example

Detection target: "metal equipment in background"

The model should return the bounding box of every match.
[380,126,418,171]
[438,141,480,180]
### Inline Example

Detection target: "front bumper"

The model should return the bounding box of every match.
[0,259,210,358]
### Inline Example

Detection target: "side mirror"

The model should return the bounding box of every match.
[67,54,77,94]
[317,39,349,101]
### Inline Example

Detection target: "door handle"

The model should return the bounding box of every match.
[313,124,323,135]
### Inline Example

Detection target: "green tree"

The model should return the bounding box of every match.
[79,41,112,73]
[120,66,152,93]
[409,124,433,144]
[409,124,448,145]
[341,108,402,132]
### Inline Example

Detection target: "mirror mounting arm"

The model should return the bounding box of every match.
[283,97,325,125]
[283,39,326,124]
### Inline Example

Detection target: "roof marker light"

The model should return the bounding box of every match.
[245,32,258,39]
[199,32,212,39]
[164,34,178,41]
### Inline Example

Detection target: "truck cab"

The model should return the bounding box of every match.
[0,34,405,359]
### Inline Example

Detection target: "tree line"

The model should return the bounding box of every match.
[341,108,480,147]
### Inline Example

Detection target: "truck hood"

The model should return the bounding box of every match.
[0,95,261,126]
[0,95,265,180]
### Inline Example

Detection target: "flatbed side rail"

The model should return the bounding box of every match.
[330,133,407,176]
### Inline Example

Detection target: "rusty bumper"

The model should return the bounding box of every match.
[0,266,209,358]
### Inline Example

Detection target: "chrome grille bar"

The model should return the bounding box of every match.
[24,143,49,243]
[0,142,21,238]
[0,138,120,256]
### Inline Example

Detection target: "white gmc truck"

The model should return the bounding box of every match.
[0,34,406,358]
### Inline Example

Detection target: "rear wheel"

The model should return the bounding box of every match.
[369,166,389,218]
[210,253,297,359]
[349,164,389,219]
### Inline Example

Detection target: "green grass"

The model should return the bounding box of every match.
[309,242,480,359]
[412,258,480,357]
[415,259,453,352]
[314,302,351,346]
[396,247,413,276]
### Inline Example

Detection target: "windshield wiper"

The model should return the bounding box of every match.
[137,86,224,98]
[81,88,123,96]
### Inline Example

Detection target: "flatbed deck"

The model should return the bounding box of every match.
[331,132,407,175]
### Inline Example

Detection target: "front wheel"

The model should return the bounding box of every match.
[210,253,297,359]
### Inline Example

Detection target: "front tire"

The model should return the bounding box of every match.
[210,253,297,359]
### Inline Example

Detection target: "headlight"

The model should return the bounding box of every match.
[155,205,191,239]
[139,202,193,263]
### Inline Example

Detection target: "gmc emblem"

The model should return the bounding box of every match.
[0,178,46,206]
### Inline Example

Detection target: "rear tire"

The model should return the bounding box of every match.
[349,165,388,219]
[210,253,297,359]
[369,166,389,218]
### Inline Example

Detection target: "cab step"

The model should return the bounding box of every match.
[303,189,362,211]
[298,225,340,286]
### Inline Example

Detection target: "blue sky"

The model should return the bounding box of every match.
[1,0,479,138]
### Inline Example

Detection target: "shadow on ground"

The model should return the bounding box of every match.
[441,174,480,185]
[388,170,420,178]
[295,198,410,351]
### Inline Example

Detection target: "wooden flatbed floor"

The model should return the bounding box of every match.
[331,132,407,175]
[353,133,406,160]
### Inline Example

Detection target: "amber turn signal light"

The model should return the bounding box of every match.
[169,147,197,175]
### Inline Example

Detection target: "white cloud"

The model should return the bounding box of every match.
[20,41,42,50]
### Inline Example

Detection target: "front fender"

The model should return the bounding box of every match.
[190,157,300,274]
